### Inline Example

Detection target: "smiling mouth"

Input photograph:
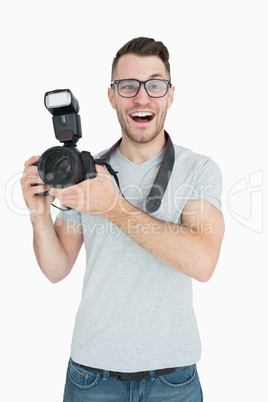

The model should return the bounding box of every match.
[130,112,155,123]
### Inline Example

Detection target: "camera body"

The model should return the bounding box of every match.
[34,89,96,192]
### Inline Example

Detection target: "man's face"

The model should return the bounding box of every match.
[108,54,175,144]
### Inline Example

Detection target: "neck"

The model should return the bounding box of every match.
[119,131,167,164]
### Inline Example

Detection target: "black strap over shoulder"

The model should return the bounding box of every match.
[98,131,175,214]
[145,133,175,213]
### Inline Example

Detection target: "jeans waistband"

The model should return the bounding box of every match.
[78,363,177,382]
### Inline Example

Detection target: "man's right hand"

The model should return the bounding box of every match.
[20,155,55,215]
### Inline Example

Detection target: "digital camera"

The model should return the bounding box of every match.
[34,89,96,192]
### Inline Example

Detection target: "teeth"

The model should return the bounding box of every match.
[131,112,153,117]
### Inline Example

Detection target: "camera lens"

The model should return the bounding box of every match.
[38,146,83,187]
[45,152,71,182]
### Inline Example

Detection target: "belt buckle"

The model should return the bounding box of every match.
[115,371,150,381]
[115,372,124,381]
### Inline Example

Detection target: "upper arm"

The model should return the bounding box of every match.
[182,200,225,273]
[54,217,84,270]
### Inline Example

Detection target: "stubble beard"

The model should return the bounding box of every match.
[115,106,168,144]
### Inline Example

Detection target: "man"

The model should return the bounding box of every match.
[21,37,224,401]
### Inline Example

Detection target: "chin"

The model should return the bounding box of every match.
[127,133,157,144]
[126,126,164,144]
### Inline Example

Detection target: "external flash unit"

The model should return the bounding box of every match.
[44,89,81,144]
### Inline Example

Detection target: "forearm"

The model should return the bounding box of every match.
[105,198,217,282]
[30,213,70,283]
[48,166,223,282]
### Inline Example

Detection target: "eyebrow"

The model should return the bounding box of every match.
[148,73,165,79]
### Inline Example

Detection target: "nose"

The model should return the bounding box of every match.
[133,83,151,104]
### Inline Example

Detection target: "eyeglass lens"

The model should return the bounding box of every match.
[118,79,168,98]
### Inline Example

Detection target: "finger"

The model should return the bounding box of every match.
[48,187,60,197]
[48,187,74,199]
[23,184,51,201]
[94,162,109,176]
[24,155,40,168]
[30,184,51,195]
[21,172,45,186]
[22,165,39,180]
[51,185,85,207]
[94,157,106,173]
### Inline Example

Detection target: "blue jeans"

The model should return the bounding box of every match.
[63,358,203,401]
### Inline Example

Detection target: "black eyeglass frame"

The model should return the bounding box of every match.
[110,79,172,98]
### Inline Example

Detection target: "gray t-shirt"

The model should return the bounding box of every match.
[58,142,222,372]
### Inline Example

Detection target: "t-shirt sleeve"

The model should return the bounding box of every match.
[189,157,223,211]
[57,207,82,226]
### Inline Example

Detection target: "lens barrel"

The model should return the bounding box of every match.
[38,146,83,187]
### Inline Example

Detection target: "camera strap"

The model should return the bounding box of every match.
[98,131,175,214]
[80,151,122,195]
[94,158,124,198]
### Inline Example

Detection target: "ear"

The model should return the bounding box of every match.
[108,87,116,110]
[167,86,175,109]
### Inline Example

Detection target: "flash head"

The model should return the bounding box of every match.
[44,89,82,144]
[44,89,80,116]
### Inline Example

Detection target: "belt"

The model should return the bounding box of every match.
[78,364,177,382]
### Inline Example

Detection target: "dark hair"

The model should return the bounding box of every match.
[111,37,171,80]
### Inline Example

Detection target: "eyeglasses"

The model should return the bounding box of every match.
[110,79,172,98]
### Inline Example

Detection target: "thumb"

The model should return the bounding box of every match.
[94,158,108,175]
[49,187,59,197]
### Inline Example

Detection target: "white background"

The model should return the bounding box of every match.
[1,0,267,401]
